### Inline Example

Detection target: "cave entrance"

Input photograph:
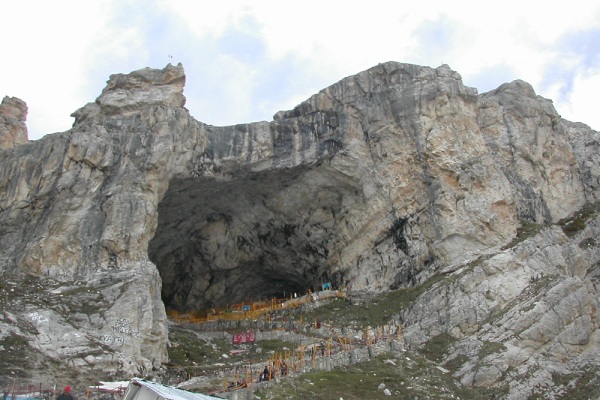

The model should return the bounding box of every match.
[148,165,358,312]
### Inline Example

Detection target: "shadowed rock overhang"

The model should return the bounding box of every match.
[1,61,598,314]
[148,163,361,310]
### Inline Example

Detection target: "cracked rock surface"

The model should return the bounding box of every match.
[1,61,599,380]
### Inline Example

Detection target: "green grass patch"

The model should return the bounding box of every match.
[550,367,600,400]
[478,341,506,359]
[498,201,600,251]
[502,221,544,250]
[0,333,30,369]
[260,354,416,400]
[167,326,297,371]
[292,274,447,330]
[168,327,228,366]
[418,332,457,363]
[444,354,469,373]
[254,339,296,354]
[0,332,63,385]
[558,201,600,238]
[260,352,508,400]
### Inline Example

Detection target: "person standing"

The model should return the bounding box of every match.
[56,386,74,400]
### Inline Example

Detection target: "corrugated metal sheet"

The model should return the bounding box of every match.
[124,379,222,400]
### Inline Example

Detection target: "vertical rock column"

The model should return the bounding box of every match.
[0,96,28,149]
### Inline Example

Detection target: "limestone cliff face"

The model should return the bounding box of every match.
[0,62,598,380]
[0,96,28,150]
[400,214,600,398]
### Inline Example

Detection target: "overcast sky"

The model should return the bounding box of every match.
[2,0,599,140]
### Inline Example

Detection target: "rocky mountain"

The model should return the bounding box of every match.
[0,96,28,150]
[1,62,599,398]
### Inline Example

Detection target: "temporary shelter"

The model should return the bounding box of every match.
[88,381,130,395]
[122,378,223,400]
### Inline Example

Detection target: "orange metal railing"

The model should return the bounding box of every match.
[167,289,344,324]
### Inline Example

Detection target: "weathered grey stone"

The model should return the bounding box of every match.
[1,61,599,387]
[473,365,502,387]
[402,217,600,398]
[0,96,28,149]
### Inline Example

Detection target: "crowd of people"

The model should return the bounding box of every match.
[258,360,288,382]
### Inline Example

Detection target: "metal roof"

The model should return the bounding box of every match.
[126,379,223,400]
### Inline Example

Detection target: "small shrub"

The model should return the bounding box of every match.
[418,332,456,363]
[478,341,506,359]
[502,221,543,250]
[558,201,600,237]
[444,354,469,372]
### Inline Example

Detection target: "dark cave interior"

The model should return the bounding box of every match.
[148,164,364,312]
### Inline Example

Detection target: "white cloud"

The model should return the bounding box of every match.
[552,72,600,129]
[1,0,599,139]
[2,1,109,137]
